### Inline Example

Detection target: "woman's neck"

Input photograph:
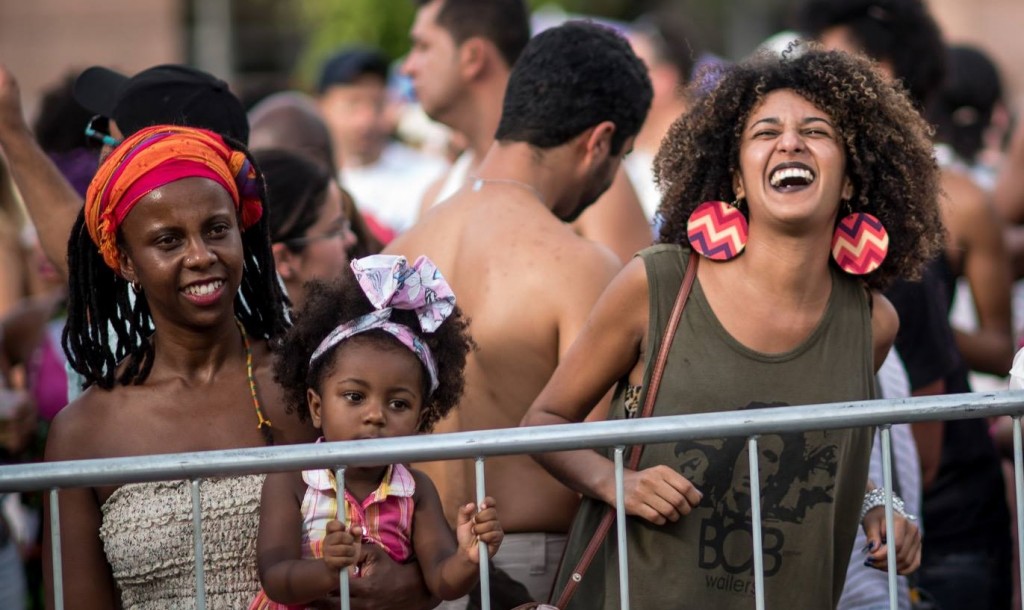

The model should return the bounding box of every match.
[148,317,243,383]
[717,229,834,306]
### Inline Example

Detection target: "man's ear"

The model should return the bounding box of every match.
[582,121,617,165]
[307,388,323,429]
[271,243,296,281]
[458,37,490,81]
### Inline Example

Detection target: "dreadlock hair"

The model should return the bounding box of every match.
[63,141,290,390]
[274,269,473,433]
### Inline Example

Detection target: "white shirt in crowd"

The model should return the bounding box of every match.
[341,141,447,235]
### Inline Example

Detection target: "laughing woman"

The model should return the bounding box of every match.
[522,49,943,609]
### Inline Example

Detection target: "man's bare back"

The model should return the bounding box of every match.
[385,185,620,533]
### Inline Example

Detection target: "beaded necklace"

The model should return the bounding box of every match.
[236,320,274,445]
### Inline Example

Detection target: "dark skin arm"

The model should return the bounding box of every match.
[409,469,502,601]
[994,117,1024,224]
[42,401,119,610]
[943,171,1014,376]
[910,378,947,491]
[256,471,362,604]
[522,259,702,524]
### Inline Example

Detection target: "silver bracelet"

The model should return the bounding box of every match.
[860,488,916,523]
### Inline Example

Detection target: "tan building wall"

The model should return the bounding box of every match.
[930,0,1024,111]
[0,0,183,122]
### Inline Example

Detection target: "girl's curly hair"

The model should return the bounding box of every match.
[274,269,473,433]
[655,47,944,290]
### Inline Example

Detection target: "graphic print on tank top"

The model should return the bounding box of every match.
[672,402,841,589]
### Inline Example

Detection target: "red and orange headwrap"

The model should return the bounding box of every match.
[84,125,262,272]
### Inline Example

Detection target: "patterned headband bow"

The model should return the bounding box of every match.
[308,255,456,393]
[352,254,455,333]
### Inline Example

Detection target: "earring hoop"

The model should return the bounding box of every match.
[686,199,749,261]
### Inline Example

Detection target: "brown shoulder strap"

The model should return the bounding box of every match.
[629,250,699,466]
[553,250,700,608]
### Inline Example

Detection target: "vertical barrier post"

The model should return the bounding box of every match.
[614,447,630,610]
[748,436,765,610]
[336,466,350,610]
[1013,416,1024,610]
[49,488,63,610]
[191,479,207,610]
[879,425,898,609]
[474,457,491,610]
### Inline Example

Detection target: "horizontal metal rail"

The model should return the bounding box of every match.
[6,390,1024,610]
[1,391,1021,491]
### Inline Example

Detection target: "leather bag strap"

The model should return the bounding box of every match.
[552,250,699,608]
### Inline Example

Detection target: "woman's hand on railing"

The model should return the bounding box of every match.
[616,465,702,526]
[861,508,922,575]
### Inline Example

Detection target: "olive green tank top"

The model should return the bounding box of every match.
[554,244,874,610]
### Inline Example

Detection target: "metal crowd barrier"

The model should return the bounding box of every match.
[2,390,1024,610]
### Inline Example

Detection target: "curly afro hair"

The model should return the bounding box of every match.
[274,266,473,433]
[654,47,943,290]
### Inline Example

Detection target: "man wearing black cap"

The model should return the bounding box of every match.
[73,63,250,145]
[0,62,248,277]
[317,46,445,238]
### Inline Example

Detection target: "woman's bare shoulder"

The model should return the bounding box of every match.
[45,384,127,461]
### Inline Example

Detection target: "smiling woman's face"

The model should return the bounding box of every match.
[117,177,244,329]
[734,89,852,233]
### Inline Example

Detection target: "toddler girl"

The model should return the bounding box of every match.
[251,254,500,608]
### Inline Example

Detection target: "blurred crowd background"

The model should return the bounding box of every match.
[3,0,1023,120]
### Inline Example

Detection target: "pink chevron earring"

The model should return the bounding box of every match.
[686,199,749,261]
[830,207,889,275]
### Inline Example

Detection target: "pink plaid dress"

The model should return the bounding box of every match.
[249,463,416,609]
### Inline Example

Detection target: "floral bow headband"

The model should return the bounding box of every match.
[309,255,456,393]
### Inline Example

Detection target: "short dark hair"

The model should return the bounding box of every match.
[317,47,390,94]
[928,45,1004,164]
[632,10,700,86]
[495,21,653,155]
[256,148,333,249]
[655,49,943,291]
[33,72,94,153]
[274,269,473,433]
[795,0,945,108]
[416,0,530,68]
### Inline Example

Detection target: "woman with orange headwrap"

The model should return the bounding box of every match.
[42,125,318,609]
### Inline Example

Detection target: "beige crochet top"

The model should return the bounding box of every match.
[99,474,265,609]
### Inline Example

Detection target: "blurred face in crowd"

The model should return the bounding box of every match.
[402,0,465,125]
[817,27,896,81]
[272,180,357,310]
[320,75,389,167]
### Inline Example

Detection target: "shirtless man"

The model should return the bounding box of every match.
[403,0,654,263]
[386,21,652,605]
